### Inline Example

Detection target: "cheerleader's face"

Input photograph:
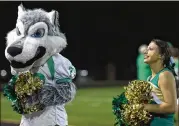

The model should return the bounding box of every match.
[144,41,161,64]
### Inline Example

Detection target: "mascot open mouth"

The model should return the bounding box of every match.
[10,46,46,68]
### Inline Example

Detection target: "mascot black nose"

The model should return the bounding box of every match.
[7,46,22,57]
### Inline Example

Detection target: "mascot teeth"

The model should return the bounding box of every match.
[3,4,76,126]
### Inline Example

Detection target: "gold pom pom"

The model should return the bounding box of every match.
[125,80,152,104]
[15,71,43,97]
[14,71,44,114]
[122,80,153,126]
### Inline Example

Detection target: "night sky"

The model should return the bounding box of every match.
[0,1,179,80]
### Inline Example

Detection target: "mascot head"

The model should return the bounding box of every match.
[5,4,67,75]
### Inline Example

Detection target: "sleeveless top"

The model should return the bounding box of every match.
[147,67,174,125]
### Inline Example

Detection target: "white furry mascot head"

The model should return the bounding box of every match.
[5,4,67,74]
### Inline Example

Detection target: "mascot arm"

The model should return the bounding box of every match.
[38,56,76,107]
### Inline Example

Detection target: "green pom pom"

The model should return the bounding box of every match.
[112,92,128,126]
[11,101,23,114]
[3,75,24,114]
[3,75,18,102]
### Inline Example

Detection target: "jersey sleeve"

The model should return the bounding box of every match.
[54,54,76,80]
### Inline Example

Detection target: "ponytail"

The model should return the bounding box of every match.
[166,56,177,76]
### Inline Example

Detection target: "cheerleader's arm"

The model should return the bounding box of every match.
[144,71,177,114]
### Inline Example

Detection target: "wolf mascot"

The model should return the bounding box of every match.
[4,4,76,126]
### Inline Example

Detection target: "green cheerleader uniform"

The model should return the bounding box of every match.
[147,68,175,126]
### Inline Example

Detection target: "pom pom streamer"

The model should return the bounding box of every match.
[3,71,45,114]
[112,80,153,126]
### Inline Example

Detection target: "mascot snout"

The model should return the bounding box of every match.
[7,46,22,57]
[6,45,46,69]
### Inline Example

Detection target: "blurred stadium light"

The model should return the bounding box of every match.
[0,68,12,82]
[76,69,93,84]
[1,69,7,77]
[0,69,8,81]
[80,70,88,77]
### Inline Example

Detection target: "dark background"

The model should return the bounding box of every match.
[0,1,178,80]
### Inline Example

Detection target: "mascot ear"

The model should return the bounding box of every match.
[48,10,59,26]
[18,3,26,18]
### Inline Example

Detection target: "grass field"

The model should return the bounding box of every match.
[1,86,179,126]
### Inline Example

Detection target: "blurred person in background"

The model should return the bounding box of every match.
[136,44,151,80]
[170,47,179,88]
[167,42,173,48]
[170,48,179,81]
[106,62,116,80]
[143,39,177,126]
[167,42,179,98]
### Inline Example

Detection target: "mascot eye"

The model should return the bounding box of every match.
[16,27,21,36]
[31,28,45,38]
